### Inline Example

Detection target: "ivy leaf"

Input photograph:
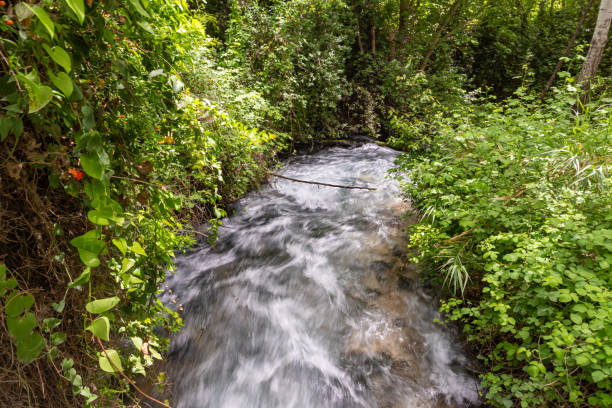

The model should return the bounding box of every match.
[86,316,110,341]
[88,205,124,226]
[27,5,55,39]
[42,317,61,332]
[129,242,147,256]
[85,297,120,314]
[112,238,128,255]
[0,264,18,296]
[6,313,37,339]
[98,349,123,372]
[17,73,53,114]
[16,332,44,363]
[68,267,91,288]
[64,0,85,24]
[49,71,73,97]
[43,45,72,73]
[5,294,34,317]
[80,153,103,180]
[51,332,66,346]
[70,230,104,267]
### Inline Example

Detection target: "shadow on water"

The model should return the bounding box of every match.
[161,144,481,408]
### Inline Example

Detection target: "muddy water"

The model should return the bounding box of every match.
[162,144,480,408]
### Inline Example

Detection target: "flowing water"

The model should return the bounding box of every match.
[162,144,480,408]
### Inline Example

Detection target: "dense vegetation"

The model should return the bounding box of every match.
[0,0,610,406]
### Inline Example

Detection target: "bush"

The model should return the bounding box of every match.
[394,89,612,407]
[0,0,281,405]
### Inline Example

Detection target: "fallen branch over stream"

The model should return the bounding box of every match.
[267,171,377,191]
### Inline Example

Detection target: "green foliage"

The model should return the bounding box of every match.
[395,88,612,406]
[1,0,281,405]
[222,0,354,139]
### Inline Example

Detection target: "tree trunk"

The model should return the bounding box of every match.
[353,3,365,54]
[371,26,377,54]
[539,0,596,100]
[577,0,612,106]
[399,0,411,43]
[389,30,397,60]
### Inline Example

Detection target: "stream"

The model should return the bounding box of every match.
[161,144,481,408]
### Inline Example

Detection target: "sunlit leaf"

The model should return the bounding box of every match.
[86,316,110,341]
[86,297,120,314]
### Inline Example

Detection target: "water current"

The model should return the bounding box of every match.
[161,144,481,408]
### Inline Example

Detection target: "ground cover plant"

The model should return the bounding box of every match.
[394,86,612,406]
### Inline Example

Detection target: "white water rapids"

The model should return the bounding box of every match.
[161,144,481,408]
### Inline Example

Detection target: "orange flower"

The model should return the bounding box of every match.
[68,168,84,180]
[5,19,14,26]
[0,1,7,7]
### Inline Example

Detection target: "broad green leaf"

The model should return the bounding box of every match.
[88,205,124,226]
[87,209,109,226]
[86,296,120,314]
[18,73,53,114]
[44,45,72,73]
[5,294,34,317]
[42,317,61,332]
[70,231,104,267]
[592,370,606,382]
[27,5,55,39]
[64,0,85,24]
[128,0,150,18]
[112,238,128,255]
[79,249,100,267]
[80,153,103,179]
[129,242,147,256]
[16,332,44,363]
[0,264,17,296]
[131,336,143,350]
[570,313,582,324]
[51,331,66,346]
[68,267,91,288]
[28,85,53,113]
[0,117,13,141]
[49,71,73,97]
[121,258,136,274]
[86,316,110,341]
[52,300,65,313]
[0,117,24,142]
[98,349,123,372]
[81,105,95,131]
[6,313,37,339]
[0,279,17,297]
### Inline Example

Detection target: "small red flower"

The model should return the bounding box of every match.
[68,168,84,180]
[120,114,125,118]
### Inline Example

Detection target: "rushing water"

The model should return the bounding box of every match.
[162,144,480,408]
